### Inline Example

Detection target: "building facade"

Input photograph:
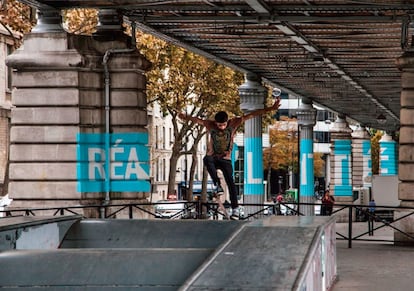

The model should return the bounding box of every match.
[0,25,21,196]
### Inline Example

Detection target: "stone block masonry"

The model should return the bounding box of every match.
[6,29,151,216]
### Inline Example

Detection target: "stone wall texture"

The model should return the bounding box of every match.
[5,30,151,215]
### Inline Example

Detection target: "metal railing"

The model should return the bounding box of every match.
[2,200,413,247]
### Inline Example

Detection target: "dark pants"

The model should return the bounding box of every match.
[368,213,375,236]
[203,155,238,209]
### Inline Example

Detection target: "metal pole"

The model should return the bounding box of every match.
[348,206,353,248]
[101,21,137,208]
[297,121,300,215]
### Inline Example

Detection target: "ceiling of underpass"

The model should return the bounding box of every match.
[20,0,414,132]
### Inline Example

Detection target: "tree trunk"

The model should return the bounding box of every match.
[167,147,180,198]
[187,148,198,202]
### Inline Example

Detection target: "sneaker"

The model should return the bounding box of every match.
[216,185,224,194]
[230,207,240,220]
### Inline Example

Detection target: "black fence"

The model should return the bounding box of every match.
[1,200,414,248]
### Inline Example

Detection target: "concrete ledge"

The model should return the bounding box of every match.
[0,215,82,231]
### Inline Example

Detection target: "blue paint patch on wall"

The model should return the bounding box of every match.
[231,143,239,169]
[380,140,397,175]
[244,137,264,195]
[77,132,150,192]
[332,185,353,196]
[300,138,314,197]
[333,139,352,197]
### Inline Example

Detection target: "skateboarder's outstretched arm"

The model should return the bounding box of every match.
[240,97,281,122]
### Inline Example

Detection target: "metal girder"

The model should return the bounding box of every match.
[17,0,414,132]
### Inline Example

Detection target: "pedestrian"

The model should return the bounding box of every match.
[368,199,376,236]
[321,189,335,216]
[178,97,280,220]
[275,192,284,215]
[276,193,284,203]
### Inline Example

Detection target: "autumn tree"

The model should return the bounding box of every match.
[370,130,382,175]
[264,117,325,187]
[62,8,98,34]
[263,117,299,174]
[136,32,246,198]
[313,152,325,177]
[0,0,35,47]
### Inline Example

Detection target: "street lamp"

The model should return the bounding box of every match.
[377,114,386,125]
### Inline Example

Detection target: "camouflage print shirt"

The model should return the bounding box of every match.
[202,117,243,160]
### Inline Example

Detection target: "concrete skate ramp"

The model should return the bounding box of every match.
[0,248,211,290]
[0,219,245,290]
[0,217,336,290]
[181,216,336,290]
[60,219,243,249]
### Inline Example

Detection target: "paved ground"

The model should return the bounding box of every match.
[333,222,414,291]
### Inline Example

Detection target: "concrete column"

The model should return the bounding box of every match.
[395,50,414,244]
[379,132,398,176]
[5,8,151,216]
[238,73,266,214]
[296,98,316,215]
[329,115,353,205]
[351,125,372,189]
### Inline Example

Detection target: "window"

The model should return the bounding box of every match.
[155,158,160,181]
[155,126,159,149]
[162,126,166,149]
[314,131,331,143]
[316,110,328,122]
[6,44,13,94]
[162,158,166,181]
[234,147,244,196]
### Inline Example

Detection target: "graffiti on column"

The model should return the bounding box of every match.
[333,139,352,196]
[300,138,314,197]
[244,137,264,195]
[76,132,150,192]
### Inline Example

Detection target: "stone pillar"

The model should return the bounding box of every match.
[395,50,414,244]
[379,132,398,176]
[296,98,316,215]
[352,125,372,205]
[238,73,267,215]
[352,125,372,187]
[329,115,353,205]
[5,8,151,217]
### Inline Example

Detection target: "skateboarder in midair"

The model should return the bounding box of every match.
[178,97,280,220]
